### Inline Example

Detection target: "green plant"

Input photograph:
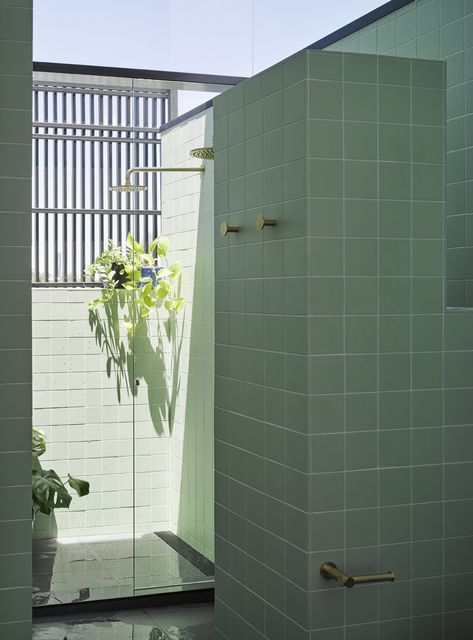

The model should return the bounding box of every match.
[86,233,184,331]
[32,427,90,521]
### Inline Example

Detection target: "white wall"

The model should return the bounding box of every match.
[161,109,215,560]
[32,287,171,538]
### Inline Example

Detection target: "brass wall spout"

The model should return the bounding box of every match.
[320,562,395,589]
[110,166,205,192]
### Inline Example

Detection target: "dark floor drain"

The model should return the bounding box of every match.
[154,531,214,576]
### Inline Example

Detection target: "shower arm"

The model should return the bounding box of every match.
[123,165,205,187]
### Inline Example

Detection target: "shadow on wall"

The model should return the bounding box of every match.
[175,113,214,562]
[88,289,183,436]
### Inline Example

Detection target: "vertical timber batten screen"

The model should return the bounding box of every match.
[32,79,169,284]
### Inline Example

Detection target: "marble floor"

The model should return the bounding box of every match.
[33,603,215,639]
[33,533,214,606]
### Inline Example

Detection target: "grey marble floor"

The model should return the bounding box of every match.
[33,534,213,606]
[33,603,215,639]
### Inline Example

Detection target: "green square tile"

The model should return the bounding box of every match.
[284,119,306,162]
[311,433,344,472]
[379,85,411,124]
[379,315,410,352]
[414,389,443,427]
[380,505,411,544]
[345,431,378,471]
[380,239,411,276]
[412,315,443,351]
[284,81,306,124]
[264,165,284,204]
[213,92,228,120]
[379,429,411,467]
[379,278,411,314]
[344,53,377,83]
[244,75,263,104]
[346,508,378,547]
[346,277,378,315]
[310,316,343,355]
[263,91,283,132]
[309,198,343,237]
[413,164,444,202]
[310,511,344,551]
[286,354,309,394]
[309,119,342,158]
[346,393,378,431]
[379,353,411,391]
[345,238,378,276]
[359,28,377,54]
[263,64,283,96]
[447,84,465,120]
[379,162,411,200]
[413,202,444,239]
[309,80,343,120]
[413,465,443,502]
[412,277,444,313]
[379,124,411,162]
[284,237,307,277]
[379,56,411,85]
[440,20,465,57]
[445,351,473,388]
[345,199,377,237]
[309,277,344,315]
[413,60,445,89]
[227,82,244,112]
[283,160,306,203]
[345,160,378,199]
[379,200,411,238]
[346,470,379,508]
[309,51,343,80]
[229,142,245,178]
[346,354,377,392]
[310,355,344,394]
[379,390,411,429]
[344,82,377,122]
[380,468,411,505]
[245,100,263,139]
[309,238,343,276]
[309,159,343,197]
[377,18,396,53]
[345,122,377,161]
[413,428,443,465]
[245,135,264,174]
[413,88,444,126]
[445,461,473,500]
[441,0,464,24]
[310,394,344,434]
[311,472,344,512]
[413,502,443,541]
[283,52,306,86]
[346,315,377,354]
[418,31,440,59]
[228,109,244,145]
[413,239,444,276]
[286,432,309,470]
[263,129,284,169]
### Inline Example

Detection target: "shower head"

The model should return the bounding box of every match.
[109,183,148,192]
[189,146,214,160]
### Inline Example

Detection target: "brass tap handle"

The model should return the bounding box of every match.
[220,222,239,237]
[256,214,277,230]
[320,562,395,589]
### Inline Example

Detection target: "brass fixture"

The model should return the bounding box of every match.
[190,147,214,160]
[256,214,277,230]
[110,166,205,192]
[320,562,395,589]
[220,222,239,237]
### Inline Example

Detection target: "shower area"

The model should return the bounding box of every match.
[31,66,219,607]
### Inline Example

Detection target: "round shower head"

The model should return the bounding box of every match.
[109,184,148,192]
[189,146,214,160]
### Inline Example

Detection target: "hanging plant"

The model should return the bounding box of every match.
[86,233,184,332]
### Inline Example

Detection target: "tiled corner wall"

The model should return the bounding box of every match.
[32,287,171,539]
[161,110,215,561]
[0,1,33,636]
[323,0,473,307]
[213,49,451,639]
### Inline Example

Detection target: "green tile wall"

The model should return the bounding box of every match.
[0,1,32,637]
[324,0,473,307]
[214,49,447,639]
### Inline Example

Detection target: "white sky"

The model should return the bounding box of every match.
[33,0,385,113]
